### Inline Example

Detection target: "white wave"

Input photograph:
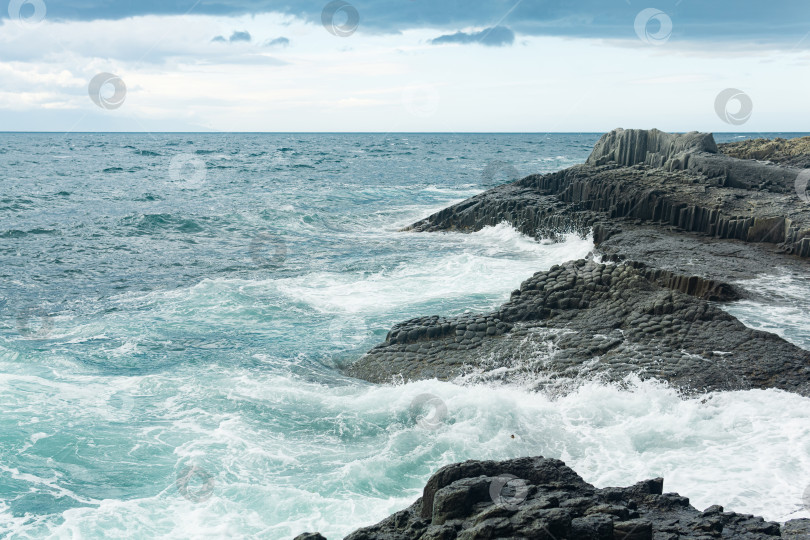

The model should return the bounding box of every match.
[421,185,483,196]
[723,271,810,350]
[277,224,593,314]
[1,362,808,539]
[99,224,590,320]
[214,374,810,534]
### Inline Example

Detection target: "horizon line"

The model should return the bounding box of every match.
[1,131,809,135]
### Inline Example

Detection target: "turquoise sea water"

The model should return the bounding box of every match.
[1,133,809,539]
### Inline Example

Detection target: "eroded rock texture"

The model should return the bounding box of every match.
[347,259,810,396]
[302,457,810,539]
[409,152,810,258]
[586,128,803,193]
[719,135,810,169]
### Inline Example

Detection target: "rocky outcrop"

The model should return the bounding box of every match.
[331,130,810,540]
[328,130,810,540]
[347,259,810,396]
[408,160,810,258]
[586,128,803,193]
[720,136,810,169]
[348,129,810,395]
[300,457,810,539]
[585,128,717,169]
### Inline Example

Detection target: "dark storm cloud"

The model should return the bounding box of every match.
[6,0,810,45]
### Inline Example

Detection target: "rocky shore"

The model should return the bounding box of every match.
[317,129,810,539]
[346,128,810,396]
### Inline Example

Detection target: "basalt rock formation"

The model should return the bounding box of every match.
[345,129,810,396]
[325,130,810,540]
[408,130,810,258]
[586,128,803,193]
[297,457,810,539]
[719,135,810,169]
[347,259,810,396]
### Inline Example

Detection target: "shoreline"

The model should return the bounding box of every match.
[323,129,810,539]
[347,128,810,397]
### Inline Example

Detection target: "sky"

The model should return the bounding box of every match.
[0,0,809,132]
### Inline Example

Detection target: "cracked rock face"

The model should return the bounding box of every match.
[409,160,810,258]
[587,128,802,194]
[302,457,810,539]
[346,259,810,396]
[586,128,718,169]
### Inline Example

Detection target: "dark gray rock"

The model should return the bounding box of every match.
[586,128,717,169]
[587,128,803,194]
[347,259,810,396]
[408,157,810,259]
[319,456,806,539]
[781,519,810,538]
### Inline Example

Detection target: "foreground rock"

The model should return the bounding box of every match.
[346,129,810,396]
[297,457,810,539]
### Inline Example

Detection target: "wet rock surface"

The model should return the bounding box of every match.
[408,149,810,259]
[346,129,810,395]
[303,457,810,539]
[347,259,810,396]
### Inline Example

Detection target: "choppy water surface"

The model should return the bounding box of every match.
[1,133,809,539]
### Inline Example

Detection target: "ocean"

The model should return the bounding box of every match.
[1,133,809,538]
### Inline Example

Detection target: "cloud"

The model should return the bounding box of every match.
[430,26,515,47]
[0,14,807,133]
[212,30,251,44]
[0,15,284,65]
[264,37,290,47]
[3,0,810,46]
[229,30,251,42]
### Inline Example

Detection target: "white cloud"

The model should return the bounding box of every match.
[0,14,808,131]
